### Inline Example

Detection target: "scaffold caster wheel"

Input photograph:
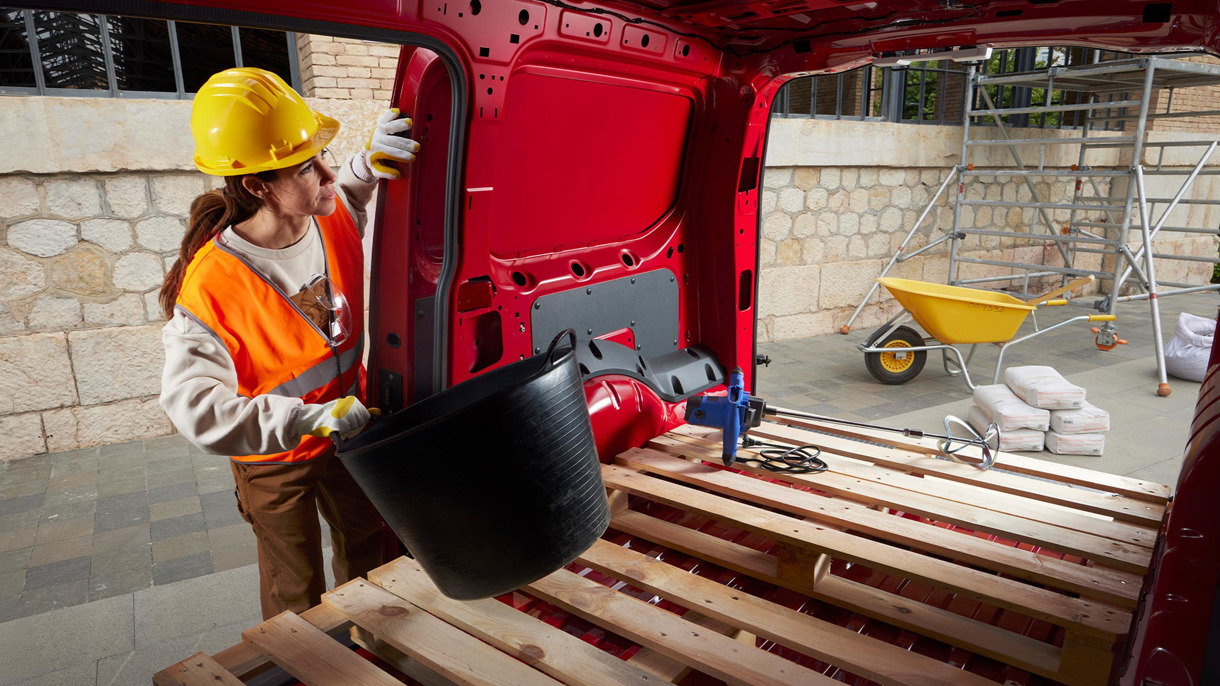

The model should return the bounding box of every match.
[1157,383,1172,397]
[1091,327,1128,352]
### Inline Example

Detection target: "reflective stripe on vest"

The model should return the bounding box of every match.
[176,198,366,464]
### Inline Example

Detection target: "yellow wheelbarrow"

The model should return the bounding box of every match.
[859,276,1114,389]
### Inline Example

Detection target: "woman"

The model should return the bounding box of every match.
[158,67,419,619]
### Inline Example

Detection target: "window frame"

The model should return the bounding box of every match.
[0,9,300,98]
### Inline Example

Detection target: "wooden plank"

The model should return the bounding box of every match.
[749,420,1165,526]
[769,412,1170,503]
[153,652,244,686]
[526,567,840,686]
[367,557,659,686]
[626,612,751,683]
[210,603,352,681]
[242,610,402,686]
[653,436,1146,581]
[349,628,459,686]
[610,509,1064,681]
[625,446,1142,606]
[602,462,1129,638]
[662,427,1157,551]
[323,579,563,686]
[580,539,996,686]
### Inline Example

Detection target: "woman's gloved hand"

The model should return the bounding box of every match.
[297,396,377,439]
[362,108,420,180]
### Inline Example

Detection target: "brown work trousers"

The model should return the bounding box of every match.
[231,452,384,620]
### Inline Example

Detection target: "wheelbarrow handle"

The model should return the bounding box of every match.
[1026,275,1095,304]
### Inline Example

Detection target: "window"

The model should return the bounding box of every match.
[0,8,299,97]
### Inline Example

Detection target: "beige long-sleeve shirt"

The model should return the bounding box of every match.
[160,154,377,456]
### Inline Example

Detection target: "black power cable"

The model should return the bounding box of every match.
[738,437,827,474]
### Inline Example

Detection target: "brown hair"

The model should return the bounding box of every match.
[159,172,276,318]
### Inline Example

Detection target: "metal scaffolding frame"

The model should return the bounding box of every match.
[845,56,1220,396]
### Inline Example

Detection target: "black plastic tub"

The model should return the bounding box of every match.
[336,330,609,599]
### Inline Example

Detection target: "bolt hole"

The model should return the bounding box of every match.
[641,34,650,48]
[571,262,586,278]
[511,271,527,287]
[681,44,690,57]
[386,333,401,348]
[666,247,674,259]
[469,0,481,15]
[621,253,634,267]
[593,22,603,37]
[677,243,685,253]
[518,9,529,25]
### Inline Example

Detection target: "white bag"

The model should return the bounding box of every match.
[968,406,1044,452]
[1049,402,1110,435]
[1003,366,1086,410]
[972,384,1050,431]
[1045,431,1104,456]
[1164,312,1215,383]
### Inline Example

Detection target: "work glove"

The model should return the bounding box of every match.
[297,396,378,440]
[362,108,420,180]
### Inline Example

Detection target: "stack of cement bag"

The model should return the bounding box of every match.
[968,365,1108,455]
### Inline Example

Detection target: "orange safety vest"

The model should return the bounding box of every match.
[176,199,366,464]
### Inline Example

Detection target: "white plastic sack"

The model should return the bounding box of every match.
[968,405,1044,452]
[1003,366,1086,410]
[1164,312,1215,383]
[1045,431,1104,456]
[1049,402,1110,435]
[972,384,1050,431]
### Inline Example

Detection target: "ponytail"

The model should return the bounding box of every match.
[159,173,274,318]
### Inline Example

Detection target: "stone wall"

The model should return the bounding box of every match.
[297,34,401,102]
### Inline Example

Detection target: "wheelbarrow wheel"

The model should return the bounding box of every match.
[865,325,927,385]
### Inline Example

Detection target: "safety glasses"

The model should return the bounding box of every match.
[300,273,352,346]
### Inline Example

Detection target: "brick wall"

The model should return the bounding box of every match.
[297,34,401,101]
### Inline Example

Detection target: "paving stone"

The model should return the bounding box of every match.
[39,499,95,523]
[89,549,152,601]
[146,467,195,489]
[12,578,89,620]
[145,434,188,450]
[41,484,96,508]
[29,534,93,567]
[97,463,144,484]
[147,481,196,505]
[211,542,257,572]
[23,555,91,591]
[192,463,230,481]
[97,451,150,470]
[149,495,201,522]
[0,528,37,553]
[0,492,44,516]
[34,515,94,545]
[92,523,150,554]
[153,550,213,585]
[0,591,133,681]
[153,531,210,564]
[195,475,234,495]
[0,465,50,486]
[207,522,255,550]
[0,567,26,596]
[96,475,146,498]
[145,455,191,475]
[9,661,98,686]
[49,458,98,478]
[0,480,48,500]
[46,471,97,491]
[150,512,206,542]
[0,546,32,573]
[94,491,148,533]
[199,489,244,528]
[98,439,144,457]
[4,454,53,470]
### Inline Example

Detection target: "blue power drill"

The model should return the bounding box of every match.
[683,366,767,466]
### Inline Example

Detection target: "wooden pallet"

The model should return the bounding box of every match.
[155,416,1167,686]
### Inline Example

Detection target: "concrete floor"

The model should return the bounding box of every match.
[0,290,1213,684]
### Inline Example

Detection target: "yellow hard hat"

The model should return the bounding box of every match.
[190,68,340,176]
